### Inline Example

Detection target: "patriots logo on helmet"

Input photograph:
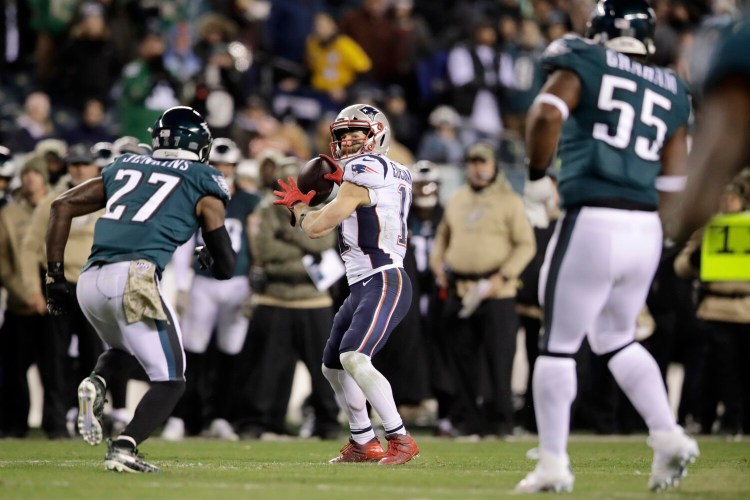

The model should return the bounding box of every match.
[351,163,378,175]
[358,106,379,120]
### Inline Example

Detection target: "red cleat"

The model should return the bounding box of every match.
[378,433,420,465]
[328,437,386,463]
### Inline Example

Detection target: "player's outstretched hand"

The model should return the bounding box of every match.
[273,177,316,208]
[320,154,343,185]
[273,177,316,226]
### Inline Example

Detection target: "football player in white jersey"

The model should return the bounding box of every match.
[273,104,420,465]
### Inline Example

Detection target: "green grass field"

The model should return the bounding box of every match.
[0,435,748,499]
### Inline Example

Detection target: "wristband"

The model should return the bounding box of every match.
[48,261,65,277]
[298,211,309,229]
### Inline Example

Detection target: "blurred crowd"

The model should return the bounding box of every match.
[1,0,747,441]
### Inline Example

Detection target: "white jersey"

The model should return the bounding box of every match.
[338,153,412,284]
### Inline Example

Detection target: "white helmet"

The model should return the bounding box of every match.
[0,146,16,178]
[91,142,114,168]
[209,138,241,165]
[410,160,440,183]
[330,104,391,160]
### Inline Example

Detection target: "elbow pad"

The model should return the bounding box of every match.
[202,226,236,280]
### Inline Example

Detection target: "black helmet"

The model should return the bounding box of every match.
[150,106,212,162]
[586,0,655,56]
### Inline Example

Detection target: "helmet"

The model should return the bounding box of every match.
[329,104,391,160]
[0,146,15,179]
[410,161,440,209]
[428,105,461,128]
[150,106,212,162]
[209,138,241,165]
[586,0,656,56]
[410,160,440,184]
[91,142,114,168]
[113,136,142,156]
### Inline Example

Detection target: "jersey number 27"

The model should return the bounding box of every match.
[102,169,181,222]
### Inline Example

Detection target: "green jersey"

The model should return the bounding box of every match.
[85,153,231,272]
[542,35,691,209]
[704,18,750,93]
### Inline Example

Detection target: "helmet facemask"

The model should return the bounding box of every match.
[329,104,391,160]
[330,122,385,160]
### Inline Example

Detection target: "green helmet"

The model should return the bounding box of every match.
[150,106,213,162]
[586,0,656,56]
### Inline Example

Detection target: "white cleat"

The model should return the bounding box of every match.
[647,427,700,492]
[516,450,575,494]
[104,439,160,473]
[202,418,239,441]
[161,417,185,441]
[77,376,105,446]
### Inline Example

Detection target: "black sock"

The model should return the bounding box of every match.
[121,381,185,444]
[94,349,138,385]
[172,351,202,423]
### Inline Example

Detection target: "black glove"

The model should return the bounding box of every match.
[45,261,73,316]
[195,245,213,270]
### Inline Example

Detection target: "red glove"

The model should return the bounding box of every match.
[273,177,316,226]
[320,154,344,185]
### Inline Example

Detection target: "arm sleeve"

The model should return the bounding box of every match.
[202,226,235,280]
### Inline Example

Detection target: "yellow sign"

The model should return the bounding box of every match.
[701,212,750,281]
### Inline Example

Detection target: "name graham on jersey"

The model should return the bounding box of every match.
[123,154,190,171]
[606,50,678,94]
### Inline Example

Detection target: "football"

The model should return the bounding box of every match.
[297,156,336,205]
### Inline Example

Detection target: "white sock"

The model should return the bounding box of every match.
[533,356,577,456]
[322,364,375,444]
[340,351,405,436]
[608,343,675,432]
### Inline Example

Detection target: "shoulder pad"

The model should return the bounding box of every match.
[343,154,388,189]
[195,164,231,203]
[542,35,603,73]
